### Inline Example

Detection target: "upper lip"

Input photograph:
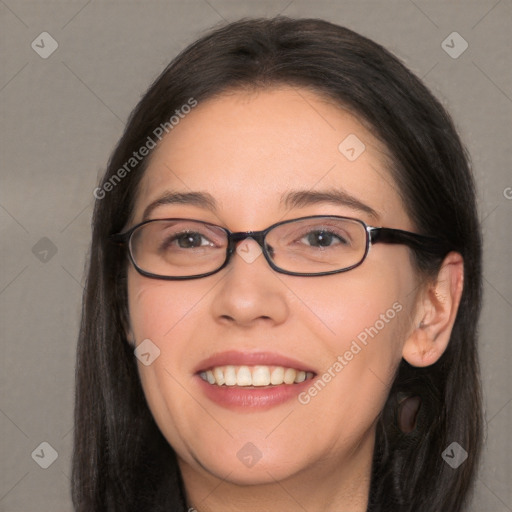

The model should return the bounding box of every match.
[194,350,317,374]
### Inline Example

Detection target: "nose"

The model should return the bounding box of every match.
[210,238,289,328]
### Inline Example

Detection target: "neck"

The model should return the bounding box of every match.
[179,428,375,512]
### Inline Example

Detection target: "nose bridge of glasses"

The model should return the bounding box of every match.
[228,230,267,251]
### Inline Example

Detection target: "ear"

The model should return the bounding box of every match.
[125,328,136,348]
[122,312,136,348]
[402,252,464,367]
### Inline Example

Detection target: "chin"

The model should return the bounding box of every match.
[187,440,310,486]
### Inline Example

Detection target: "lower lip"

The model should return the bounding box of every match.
[195,375,314,410]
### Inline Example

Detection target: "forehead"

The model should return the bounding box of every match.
[133,86,410,230]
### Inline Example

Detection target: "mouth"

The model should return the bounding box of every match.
[199,365,315,387]
[194,351,317,409]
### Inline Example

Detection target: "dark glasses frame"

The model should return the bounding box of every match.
[110,215,450,280]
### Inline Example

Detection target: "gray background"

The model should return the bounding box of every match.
[0,0,510,510]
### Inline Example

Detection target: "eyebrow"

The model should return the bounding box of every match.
[142,188,379,221]
[142,191,218,221]
[281,189,379,219]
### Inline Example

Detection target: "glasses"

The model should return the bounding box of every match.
[109,215,448,280]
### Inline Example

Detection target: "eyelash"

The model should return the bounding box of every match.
[159,228,349,251]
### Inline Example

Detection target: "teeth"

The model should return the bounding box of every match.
[199,365,314,387]
[252,366,271,386]
[224,366,237,386]
[213,367,225,386]
[283,368,296,384]
[236,366,252,386]
[270,366,284,385]
[295,370,306,383]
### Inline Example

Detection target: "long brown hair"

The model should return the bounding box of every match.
[73,17,482,511]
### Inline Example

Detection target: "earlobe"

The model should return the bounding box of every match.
[119,304,136,347]
[402,252,464,367]
[123,319,136,348]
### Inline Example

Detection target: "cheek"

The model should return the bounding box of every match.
[291,256,415,423]
[293,258,413,358]
[127,270,220,340]
[126,272,219,454]
[126,271,207,410]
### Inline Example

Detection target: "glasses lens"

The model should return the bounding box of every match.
[266,217,367,274]
[130,219,228,277]
[128,217,368,278]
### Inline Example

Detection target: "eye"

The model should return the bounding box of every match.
[164,231,215,250]
[300,229,348,248]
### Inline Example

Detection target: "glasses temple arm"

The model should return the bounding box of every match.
[370,228,451,255]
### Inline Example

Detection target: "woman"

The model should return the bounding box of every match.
[73,17,482,512]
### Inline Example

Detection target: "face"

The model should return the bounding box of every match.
[126,87,422,488]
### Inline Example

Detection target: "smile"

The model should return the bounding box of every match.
[199,365,315,387]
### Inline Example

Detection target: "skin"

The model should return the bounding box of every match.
[125,86,464,512]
